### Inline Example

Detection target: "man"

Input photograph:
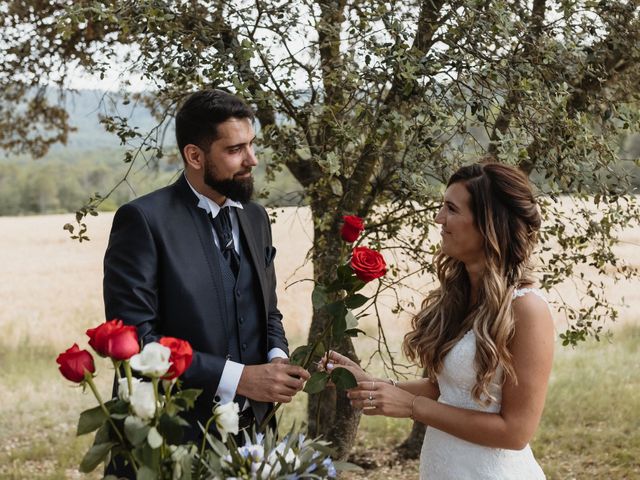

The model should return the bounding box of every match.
[103,90,309,456]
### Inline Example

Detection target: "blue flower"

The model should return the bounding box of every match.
[322,457,337,478]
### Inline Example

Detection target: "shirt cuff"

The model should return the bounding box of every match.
[268,348,288,362]
[215,360,244,404]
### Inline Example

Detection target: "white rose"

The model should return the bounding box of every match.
[213,402,240,442]
[117,377,142,402]
[129,381,157,420]
[130,343,171,378]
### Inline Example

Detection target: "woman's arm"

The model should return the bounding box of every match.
[350,294,554,450]
[396,377,440,400]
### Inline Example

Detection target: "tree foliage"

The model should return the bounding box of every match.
[2,0,639,457]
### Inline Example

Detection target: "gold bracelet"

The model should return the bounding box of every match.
[410,395,420,420]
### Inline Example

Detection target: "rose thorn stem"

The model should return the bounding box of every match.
[84,373,125,444]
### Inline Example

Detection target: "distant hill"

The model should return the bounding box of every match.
[50,89,163,151]
[0,90,304,216]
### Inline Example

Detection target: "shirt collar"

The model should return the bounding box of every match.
[184,173,244,218]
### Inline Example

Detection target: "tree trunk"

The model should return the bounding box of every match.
[397,420,426,459]
[397,366,429,459]
[306,202,362,459]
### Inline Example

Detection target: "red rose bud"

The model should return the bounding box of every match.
[56,344,95,383]
[340,215,365,243]
[350,246,387,282]
[86,319,140,360]
[159,337,194,380]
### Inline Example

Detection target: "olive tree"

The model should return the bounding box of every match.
[2,0,639,457]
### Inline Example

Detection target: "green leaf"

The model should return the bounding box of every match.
[174,389,201,410]
[344,328,366,337]
[136,465,156,480]
[330,368,357,390]
[289,345,309,366]
[351,279,367,293]
[332,312,347,340]
[326,265,358,293]
[337,264,355,282]
[94,422,111,445]
[333,460,365,472]
[312,285,328,311]
[77,405,108,436]
[325,300,347,320]
[79,442,117,473]
[158,413,185,444]
[345,294,368,309]
[124,416,150,446]
[303,372,329,394]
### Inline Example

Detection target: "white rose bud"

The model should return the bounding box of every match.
[117,377,142,402]
[129,381,157,420]
[213,401,240,442]
[130,343,171,378]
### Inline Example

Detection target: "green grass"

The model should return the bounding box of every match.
[533,324,640,479]
[1,325,639,479]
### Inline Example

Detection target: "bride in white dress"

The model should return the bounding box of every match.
[327,162,554,479]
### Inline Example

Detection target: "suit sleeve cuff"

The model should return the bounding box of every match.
[268,348,288,362]
[214,360,244,404]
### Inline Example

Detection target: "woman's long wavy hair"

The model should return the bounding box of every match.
[403,162,541,405]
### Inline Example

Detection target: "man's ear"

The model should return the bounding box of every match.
[183,144,204,170]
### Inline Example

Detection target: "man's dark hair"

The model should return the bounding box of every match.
[175,89,255,161]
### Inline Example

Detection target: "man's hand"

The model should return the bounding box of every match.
[237,362,310,403]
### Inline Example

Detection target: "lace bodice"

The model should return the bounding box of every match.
[419,288,547,479]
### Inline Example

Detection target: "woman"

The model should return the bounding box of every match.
[327,162,553,479]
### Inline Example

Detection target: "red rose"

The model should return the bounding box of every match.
[86,319,140,360]
[56,344,95,383]
[159,337,194,380]
[350,246,387,282]
[340,215,365,243]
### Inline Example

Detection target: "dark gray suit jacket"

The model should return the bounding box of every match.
[103,174,288,425]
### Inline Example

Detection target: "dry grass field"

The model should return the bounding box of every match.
[0,203,639,479]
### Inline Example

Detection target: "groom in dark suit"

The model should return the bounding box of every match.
[103,90,309,451]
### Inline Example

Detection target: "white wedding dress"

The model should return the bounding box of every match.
[419,288,547,479]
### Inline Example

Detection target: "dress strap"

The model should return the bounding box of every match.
[512,287,548,304]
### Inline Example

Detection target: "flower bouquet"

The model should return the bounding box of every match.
[58,320,358,479]
[56,320,201,478]
[200,406,356,479]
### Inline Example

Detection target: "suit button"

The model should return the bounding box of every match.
[235,290,241,298]
[239,316,245,325]
[214,395,221,402]
[241,343,247,351]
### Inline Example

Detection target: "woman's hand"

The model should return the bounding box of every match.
[347,380,417,419]
[320,350,373,383]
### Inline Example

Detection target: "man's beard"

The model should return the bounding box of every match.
[203,158,254,203]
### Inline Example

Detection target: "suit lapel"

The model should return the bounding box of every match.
[174,175,231,339]
[237,208,269,313]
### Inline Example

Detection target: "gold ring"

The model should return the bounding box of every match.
[372,381,376,390]
[368,398,374,408]
[368,391,374,401]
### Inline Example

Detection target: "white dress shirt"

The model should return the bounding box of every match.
[185,176,287,404]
